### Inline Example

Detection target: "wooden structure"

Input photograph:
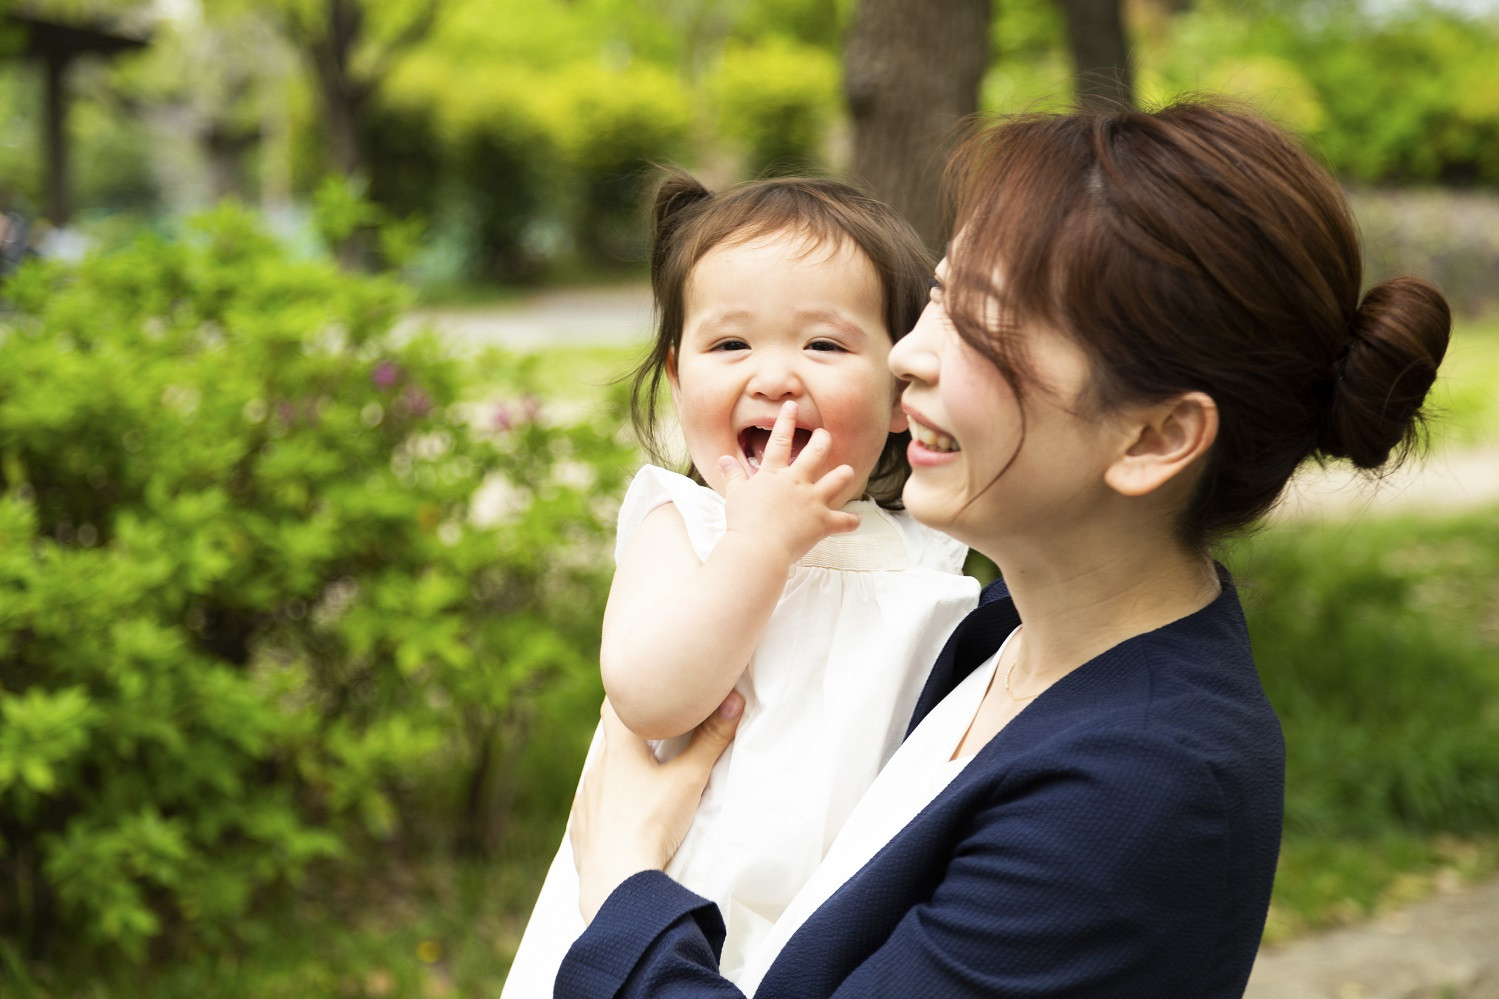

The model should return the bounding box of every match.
[3,11,151,224]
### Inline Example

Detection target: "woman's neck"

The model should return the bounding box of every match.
[988,529,1221,697]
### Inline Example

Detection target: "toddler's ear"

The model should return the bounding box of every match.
[888,382,909,434]
[1105,391,1217,498]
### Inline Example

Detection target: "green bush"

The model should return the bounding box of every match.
[0,205,633,969]
[383,59,566,283]
[545,61,693,264]
[712,40,839,176]
[1148,6,1499,187]
[1225,512,1499,839]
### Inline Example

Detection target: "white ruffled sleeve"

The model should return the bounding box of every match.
[614,464,727,566]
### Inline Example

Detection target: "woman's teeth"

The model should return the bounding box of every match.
[911,420,959,453]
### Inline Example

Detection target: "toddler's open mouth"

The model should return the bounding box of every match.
[739,425,813,469]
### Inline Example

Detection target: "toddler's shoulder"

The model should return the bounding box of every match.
[615,465,725,565]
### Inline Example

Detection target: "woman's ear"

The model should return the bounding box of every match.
[1104,391,1218,498]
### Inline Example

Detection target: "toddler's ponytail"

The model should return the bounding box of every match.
[650,169,713,292]
[1316,277,1451,470]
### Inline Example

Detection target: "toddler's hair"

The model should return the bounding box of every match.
[631,169,934,508]
[943,99,1451,545]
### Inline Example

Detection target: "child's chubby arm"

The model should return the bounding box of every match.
[603,401,861,740]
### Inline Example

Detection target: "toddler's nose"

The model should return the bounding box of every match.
[748,356,804,400]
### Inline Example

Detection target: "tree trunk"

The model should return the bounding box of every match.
[844,0,992,254]
[1056,0,1136,110]
[309,0,369,180]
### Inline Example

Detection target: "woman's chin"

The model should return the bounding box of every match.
[901,478,967,535]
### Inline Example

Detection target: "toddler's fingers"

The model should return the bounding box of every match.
[826,510,861,535]
[763,400,798,471]
[814,461,858,504]
[793,425,834,474]
[718,455,749,488]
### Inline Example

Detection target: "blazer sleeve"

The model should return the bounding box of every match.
[558,728,1242,998]
[554,872,745,999]
[823,728,1236,997]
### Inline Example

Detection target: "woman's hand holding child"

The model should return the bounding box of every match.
[571,694,744,924]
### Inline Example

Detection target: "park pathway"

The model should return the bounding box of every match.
[1245,877,1499,998]
[398,282,654,350]
[408,287,1499,997]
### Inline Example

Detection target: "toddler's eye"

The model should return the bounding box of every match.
[712,339,749,351]
[808,339,845,352]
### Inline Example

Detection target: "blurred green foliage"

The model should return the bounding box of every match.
[7,0,1499,293]
[0,204,633,971]
[713,39,840,176]
[1143,3,1499,186]
[1223,508,1499,936]
[1229,515,1499,838]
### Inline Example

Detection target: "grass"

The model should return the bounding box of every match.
[465,343,644,407]
[1430,310,1499,448]
[1223,508,1499,940]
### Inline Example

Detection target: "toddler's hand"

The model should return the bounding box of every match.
[717,400,861,566]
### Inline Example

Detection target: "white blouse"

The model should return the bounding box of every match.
[499,466,979,997]
[736,631,1014,996]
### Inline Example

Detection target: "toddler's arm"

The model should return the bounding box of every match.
[603,401,859,740]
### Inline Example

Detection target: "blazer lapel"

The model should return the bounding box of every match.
[905,578,1020,738]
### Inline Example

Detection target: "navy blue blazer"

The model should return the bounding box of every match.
[556,570,1285,998]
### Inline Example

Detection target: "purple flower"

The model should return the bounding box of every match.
[372,360,401,390]
[492,404,513,433]
[404,387,432,417]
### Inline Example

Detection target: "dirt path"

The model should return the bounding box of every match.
[1273,444,1499,521]
[1246,877,1499,998]
[398,282,653,350]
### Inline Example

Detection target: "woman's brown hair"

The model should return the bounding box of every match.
[943,99,1452,545]
[632,169,934,507]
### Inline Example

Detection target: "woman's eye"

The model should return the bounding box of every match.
[927,276,944,301]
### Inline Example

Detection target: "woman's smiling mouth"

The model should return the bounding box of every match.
[908,417,959,453]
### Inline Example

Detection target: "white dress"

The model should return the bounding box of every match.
[500,465,979,996]
[736,634,1012,996]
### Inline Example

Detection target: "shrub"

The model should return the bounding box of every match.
[712,40,840,176]
[0,204,633,966]
[543,61,693,264]
[1149,7,1499,187]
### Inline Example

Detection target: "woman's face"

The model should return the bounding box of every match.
[888,256,1131,557]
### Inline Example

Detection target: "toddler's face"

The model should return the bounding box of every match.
[670,231,907,499]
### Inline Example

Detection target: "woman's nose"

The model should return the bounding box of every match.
[889,303,940,382]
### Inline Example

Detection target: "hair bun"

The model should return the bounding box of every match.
[1318,276,1451,469]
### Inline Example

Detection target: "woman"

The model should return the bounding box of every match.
[557,101,1452,997]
